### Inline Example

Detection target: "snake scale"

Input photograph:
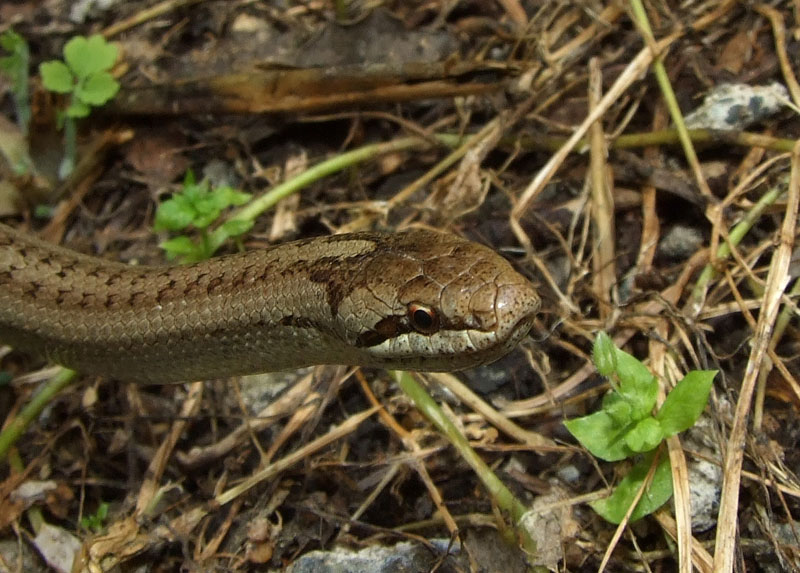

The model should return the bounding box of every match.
[0,223,540,383]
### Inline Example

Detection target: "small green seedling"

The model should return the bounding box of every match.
[0,29,31,134]
[39,34,119,178]
[39,34,119,119]
[154,169,253,263]
[80,501,109,533]
[565,332,716,523]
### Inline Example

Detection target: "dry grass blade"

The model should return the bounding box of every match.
[654,510,714,573]
[356,370,459,536]
[665,433,693,573]
[713,141,800,572]
[174,373,316,468]
[628,0,713,199]
[133,381,203,517]
[429,372,555,449]
[755,4,800,107]
[510,33,679,283]
[588,57,617,320]
[597,449,664,571]
[215,407,378,507]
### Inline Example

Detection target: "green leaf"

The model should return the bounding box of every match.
[0,56,15,74]
[65,99,90,118]
[86,34,117,70]
[63,36,90,77]
[624,416,664,453]
[33,204,54,219]
[154,197,196,231]
[39,60,74,93]
[157,170,254,259]
[204,186,233,211]
[198,187,249,227]
[75,71,119,105]
[590,451,673,523]
[221,218,253,237]
[64,34,117,79]
[602,391,632,426]
[182,168,197,187]
[564,410,633,462]
[656,370,716,436]
[0,29,30,131]
[614,348,658,419]
[207,226,231,256]
[0,29,23,52]
[194,194,221,215]
[192,206,222,229]
[593,332,617,376]
[0,30,27,76]
[180,183,205,203]
[221,187,252,207]
[80,501,110,532]
[159,236,199,260]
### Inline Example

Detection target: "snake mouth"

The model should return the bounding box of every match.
[504,313,536,346]
[355,319,534,372]
[460,313,536,368]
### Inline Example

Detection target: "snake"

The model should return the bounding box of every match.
[0,223,540,383]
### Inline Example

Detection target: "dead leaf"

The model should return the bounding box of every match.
[717,30,752,74]
[125,134,189,186]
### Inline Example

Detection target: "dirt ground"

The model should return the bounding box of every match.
[0,1,799,571]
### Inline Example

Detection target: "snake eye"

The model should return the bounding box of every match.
[408,303,438,334]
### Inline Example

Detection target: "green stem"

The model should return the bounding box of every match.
[59,115,77,179]
[508,129,795,156]
[392,371,538,557]
[226,135,459,230]
[629,0,707,197]
[11,36,31,135]
[200,229,212,259]
[0,368,77,461]
[689,184,785,313]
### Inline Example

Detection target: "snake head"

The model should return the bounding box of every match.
[339,230,540,371]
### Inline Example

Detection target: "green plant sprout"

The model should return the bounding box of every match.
[154,169,253,263]
[38,34,119,179]
[565,332,716,523]
[80,501,109,533]
[0,29,31,135]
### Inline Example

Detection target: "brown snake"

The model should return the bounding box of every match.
[0,223,540,383]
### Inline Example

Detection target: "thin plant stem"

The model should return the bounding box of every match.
[392,370,539,558]
[0,368,77,461]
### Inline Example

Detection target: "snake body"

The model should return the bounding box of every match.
[0,223,539,383]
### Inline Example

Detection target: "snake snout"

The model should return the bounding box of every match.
[492,272,540,342]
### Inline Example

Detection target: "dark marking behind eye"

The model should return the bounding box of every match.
[355,315,410,348]
[355,330,388,348]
